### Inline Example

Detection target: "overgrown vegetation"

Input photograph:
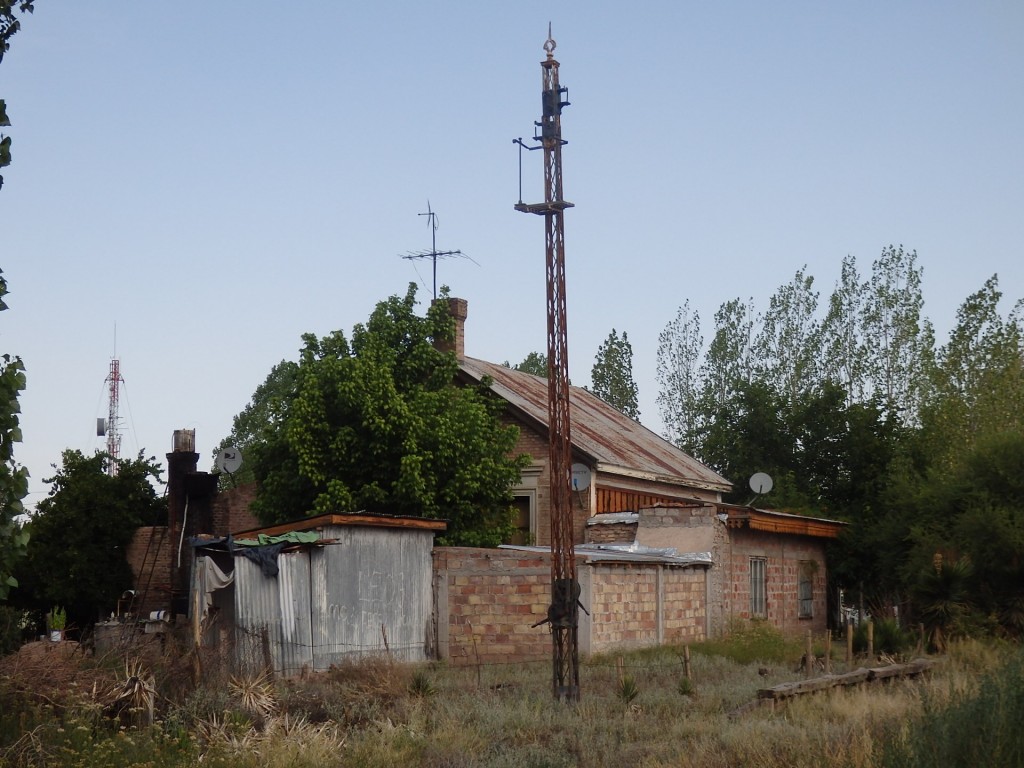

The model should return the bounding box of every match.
[1,626,1019,767]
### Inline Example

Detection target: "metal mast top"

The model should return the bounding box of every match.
[105,358,123,476]
[514,25,580,703]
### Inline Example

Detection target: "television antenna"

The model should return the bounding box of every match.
[400,202,474,299]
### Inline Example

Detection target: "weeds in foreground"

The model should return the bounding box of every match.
[1,632,1019,768]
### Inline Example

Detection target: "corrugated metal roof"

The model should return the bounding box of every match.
[499,543,712,567]
[459,357,731,492]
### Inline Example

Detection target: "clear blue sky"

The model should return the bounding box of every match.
[3,2,1022,509]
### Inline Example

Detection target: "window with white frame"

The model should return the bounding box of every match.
[750,557,767,618]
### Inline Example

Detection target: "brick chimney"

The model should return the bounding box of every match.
[436,297,468,359]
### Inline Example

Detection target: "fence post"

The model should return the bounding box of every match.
[824,630,831,674]
[846,617,853,665]
[683,644,692,681]
[805,630,814,677]
[867,620,874,662]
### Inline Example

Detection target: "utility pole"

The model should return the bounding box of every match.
[514,26,580,703]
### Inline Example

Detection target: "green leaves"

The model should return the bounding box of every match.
[591,328,640,420]
[240,284,527,546]
[15,449,165,625]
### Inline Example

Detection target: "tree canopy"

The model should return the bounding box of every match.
[0,1,34,191]
[12,450,164,628]
[0,268,28,600]
[504,351,547,378]
[655,248,1024,640]
[590,328,640,419]
[225,285,529,547]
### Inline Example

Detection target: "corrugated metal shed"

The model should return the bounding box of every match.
[202,513,442,677]
[459,356,731,492]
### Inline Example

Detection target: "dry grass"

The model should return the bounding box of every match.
[1,631,1018,768]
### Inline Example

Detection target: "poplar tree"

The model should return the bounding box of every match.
[591,328,640,420]
[752,266,821,403]
[861,245,934,419]
[656,302,703,451]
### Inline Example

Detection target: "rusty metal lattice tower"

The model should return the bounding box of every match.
[514,26,579,702]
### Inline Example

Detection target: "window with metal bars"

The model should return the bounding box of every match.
[750,557,767,618]
[798,561,815,618]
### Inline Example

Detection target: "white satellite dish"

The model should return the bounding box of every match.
[216,447,243,475]
[749,472,774,495]
[571,463,592,491]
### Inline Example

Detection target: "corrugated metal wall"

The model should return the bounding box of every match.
[311,526,433,669]
[233,553,314,675]
[232,527,434,676]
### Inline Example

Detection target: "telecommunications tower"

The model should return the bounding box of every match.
[103,358,124,476]
[514,26,580,702]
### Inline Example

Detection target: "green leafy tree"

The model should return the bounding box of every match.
[14,450,164,628]
[241,285,529,546]
[922,275,1023,468]
[214,359,299,486]
[817,255,867,403]
[656,301,703,450]
[700,297,754,411]
[0,269,28,600]
[591,328,640,420]
[861,245,934,419]
[504,351,547,378]
[753,266,821,403]
[0,1,34,191]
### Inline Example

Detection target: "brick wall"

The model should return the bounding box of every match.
[433,547,709,664]
[585,521,636,544]
[721,527,829,635]
[211,483,261,535]
[126,526,174,617]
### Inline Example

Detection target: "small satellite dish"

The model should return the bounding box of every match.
[216,447,243,475]
[571,463,591,491]
[749,472,774,495]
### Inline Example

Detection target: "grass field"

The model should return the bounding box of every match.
[0,624,1020,767]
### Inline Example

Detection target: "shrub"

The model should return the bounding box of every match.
[882,648,1024,767]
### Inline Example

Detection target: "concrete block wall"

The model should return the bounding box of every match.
[433,547,710,664]
[433,548,553,664]
[585,521,637,544]
[584,564,706,654]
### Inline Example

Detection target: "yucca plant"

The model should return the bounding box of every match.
[104,657,157,726]
[228,668,278,720]
[408,669,434,697]
[913,553,973,652]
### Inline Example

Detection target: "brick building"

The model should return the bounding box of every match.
[586,503,845,637]
[449,298,732,547]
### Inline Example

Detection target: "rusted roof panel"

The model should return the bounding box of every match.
[459,357,731,492]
